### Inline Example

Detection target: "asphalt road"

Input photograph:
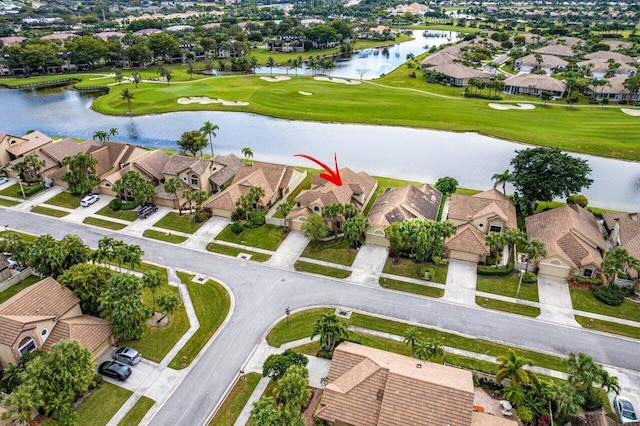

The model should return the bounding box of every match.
[4,210,640,425]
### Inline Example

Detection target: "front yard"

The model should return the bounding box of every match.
[570,286,640,322]
[153,212,204,234]
[75,382,132,426]
[216,224,286,251]
[382,257,448,284]
[44,191,81,209]
[96,205,139,221]
[0,183,43,199]
[476,273,539,302]
[301,239,356,266]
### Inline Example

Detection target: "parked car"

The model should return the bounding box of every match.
[80,194,99,207]
[614,396,638,424]
[2,252,17,269]
[138,205,159,219]
[0,177,8,185]
[98,361,131,381]
[113,347,142,366]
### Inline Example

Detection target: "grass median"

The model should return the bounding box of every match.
[83,216,127,230]
[379,277,444,298]
[206,242,271,262]
[475,296,541,318]
[143,229,188,244]
[575,315,640,340]
[118,396,155,426]
[209,372,261,426]
[31,205,69,218]
[75,382,132,426]
[294,260,351,279]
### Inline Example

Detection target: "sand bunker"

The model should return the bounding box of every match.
[488,103,536,110]
[314,76,361,85]
[621,108,640,116]
[260,76,291,82]
[299,91,313,96]
[177,97,249,106]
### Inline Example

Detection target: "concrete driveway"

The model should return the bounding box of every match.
[12,185,64,211]
[267,230,309,269]
[537,275,580,327]
[183,216,230,250]
[125,206,172,236]
[348,245,388,286]
[63,194,114,223]
[443,259,477,305]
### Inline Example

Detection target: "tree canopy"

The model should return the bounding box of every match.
[99,273,151,340]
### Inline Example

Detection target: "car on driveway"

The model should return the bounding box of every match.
[615,396,638,424]
[113,347,142,365]
[2,252,17,269]
[0,177,8,186]
[138,205,158,219]
[80,194,99,207]
[98,361,132,381]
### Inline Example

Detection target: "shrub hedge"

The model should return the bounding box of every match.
[573,276,604,286]
[478,262,514,276]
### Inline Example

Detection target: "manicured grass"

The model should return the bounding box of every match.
[216,224,286,251]
[134,262,168,280]
[31,205,69,218]
[169,273,231,369]
[575,315,640,340]
[83,216,128,230]
[294,260,351,279]
[286,170,311,203]
[292,340,321,356]
[44,191,81,209]
[301,239,355,266]
[153,212,204,234]
[0,230,36,242]
[475,296,541,317]
[266,307,335,347]
[570,287,640,322]
[476,273,539,302]
[0,183,42,199]
[206,242,271,262]
[0,198,19,207]
[74,382,132,426]
[209,372,261,426]
[118,396,155,426]
[382,257,448,284]
[0,276,40,304]
[120,282,189,363]
[379,277,444,298]
[143,229,188,244]
[95,205,138,221]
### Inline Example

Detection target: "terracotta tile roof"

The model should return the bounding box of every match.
[86,141,140,176]
[525,205,605,270]
[532,44,575,57]
[584,50,636,65]
[518,53,569,69]
[428,63,491,80]
[294,168,376,212]
[445,223,490,256]
[503,74,567,92]
[162,154,212,176]
[209,153,243,186]
[317,342,481,426]
[6,131,53,157]
[42,315,112,353]
[105,149,170,185]
[448,189,517,229]
[603,212,640,259]
[39,138,92,163]
[367,184,442,230]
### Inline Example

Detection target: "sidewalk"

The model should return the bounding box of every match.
[12,186,64,211]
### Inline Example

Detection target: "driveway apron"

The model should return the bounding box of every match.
[266,230,309,269]
[183,216,230,250]
[536,275,580,327]
[443,259,477,306]
[348,245,389,286]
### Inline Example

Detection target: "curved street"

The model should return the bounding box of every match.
[2,209,640,425]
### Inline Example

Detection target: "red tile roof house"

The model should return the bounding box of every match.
[366,184,442,247]
[286,168,378,232]
[602,212,640,285]
[0,131,53,168]
[525,205,606,280]
[444,189,517,263]
[100,149,170,198]
[316,342,517,426]
[0,277,113,368]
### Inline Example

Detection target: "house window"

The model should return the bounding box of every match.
[582,268,594,278]
[190,174,199,186]
[376,390,384,401]
[489,225,502,233]
[18,337,36,357]
[313,206,320,212]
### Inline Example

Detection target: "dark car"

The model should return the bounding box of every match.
[113,347,142,365]
[138,205,159,219]
[98,361,132,381]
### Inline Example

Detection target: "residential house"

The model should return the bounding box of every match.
[578,58,635,80]
[515,54,568,74]
[206,161,305,218]
[316,342,517,426]
[270,36,305,53]
[603,212,640,278]
[444,189,517,263]
[0,277,113,368]
[586,77,639,103]
[101,149,170,197]
[0,131,53,167]
[287,168,377,232]
[532,44,575,59]
[423,63,491,86]
[366,184,442,247]
[525,204,606,279]
[419,51,459,70]
[503,74,567,98]
[583,51,637,66]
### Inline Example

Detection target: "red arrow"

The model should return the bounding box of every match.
[294,153,343,187]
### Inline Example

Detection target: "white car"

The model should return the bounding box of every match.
[615,396,638,424]
[0,177,8,185]
[80,194,99,207]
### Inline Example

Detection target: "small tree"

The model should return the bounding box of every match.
[310,312,349,353]
[164,177,183,214]
[344,214,369,248]
[415,337,445,361]
[142,270,164,312]
[277,201,294,229]
[99,273,151,340]
[262,349,308,380]
[242,147,254,163]
[302,214,329,247]
[177,130,208,157]
[403,326,420,357]
[435,176,458,195]
[120,88,134,112]
[157,291,180,321]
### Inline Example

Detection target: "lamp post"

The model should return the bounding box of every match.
[515,269,524,302]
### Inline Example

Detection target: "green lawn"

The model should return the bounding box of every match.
[0,183,42,199]
[575,315,640,340]
[44,191,81,209]
[379,277,444,298]
[216,224,286,251]
[0,276,40,304]
[83,217,128,230]
[153,212,204,234]
[476,273,539,302]
[294,261,351,278]
[31,205,69,218]
[143,229,188,244]
[570,287,640,322]
[206,242,271,262]
[120,282,189,363]
[75,382,132,426]
[208,372,261,426]
[0,198,20,207]
[382,257,448,284]
[118,396,155,426]
[96,205,138,221]
[169,273,231,369]
[266,307,335,347]
[0,230,37,243]
[476,296,541,318]
[301,239,355,266]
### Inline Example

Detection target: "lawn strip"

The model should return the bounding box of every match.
[0,198,19,207]
[477,273,539,302]
[118,396,155,426]
[31,205,69,218]
[44,191,81,209]
[266,307,334,347]
[475,296,541,317]
[83,217,128,230]
[143,229,188,244]
[216,224,286,251]
[575,315,640,340]
[208,372,261,426]
[294,261,351,279]
[153,212,203,234]
[379,277,444,298]
[96,206,138,221]
[570,287,640,322]
[206,242,270,262]
[382,257,447,284]
[301,239,356,266]
[75,382,132,426]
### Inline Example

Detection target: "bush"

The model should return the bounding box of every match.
[109,198,122,211]
[194,207,212,223]
[478,262,514,276]
[419,266,435,281]
[573,276,604,286]
[521,272,537,283]
[22,184,44,197]
[567,194,588,208]
[316,347,333,359]
[247,210,266,228]
[121,201,138,210]
[593,285,625,306]
[432,256,448,266]
[230,221,244,234]
[463,93,503,100]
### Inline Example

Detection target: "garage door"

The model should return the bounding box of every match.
[449,250,480,263]
[538,262,570,279]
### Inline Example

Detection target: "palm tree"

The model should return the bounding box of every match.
[131,71,141,88]
[597,369,620,395]
[323,203,344,239]
[157,291,181,321]
[273,365,313,412]
[601,247,632,286]
[93,130,109,142]
[142,270,163,312]
[403,326,420,357]
[200,121,219,158]
[491,169,511,194]
[310,312,349,353]
[265,57,276,76]
[415,338,445,361]
[522,238,546,272]
[277,201,294,229]
[485,232,507,263]
[164,177,182,214]
[109,127,118,138]
[495,350,536,387]
[242,147,253,163]
[182,188,194,214]
[120,88,134,112]
[550,382,584,421]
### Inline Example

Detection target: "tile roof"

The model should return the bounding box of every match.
[42,315,112,353]
[209,153,243,186]
[420,51,458,67]
[532,44,575,57]
[584,51,636,65]
[578,58,633,75]
[587,76,631,94]
[518,53,569,69]
[86,141,140,176]
[504,74,567,92]
[447,189,517,230]
[525,205,605,270]
[603,212,640,259]
[367,184,442,230]
[6,131,53,157]
[445,223,490,256]
[428,63,491,80]
[40,138,97,164]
